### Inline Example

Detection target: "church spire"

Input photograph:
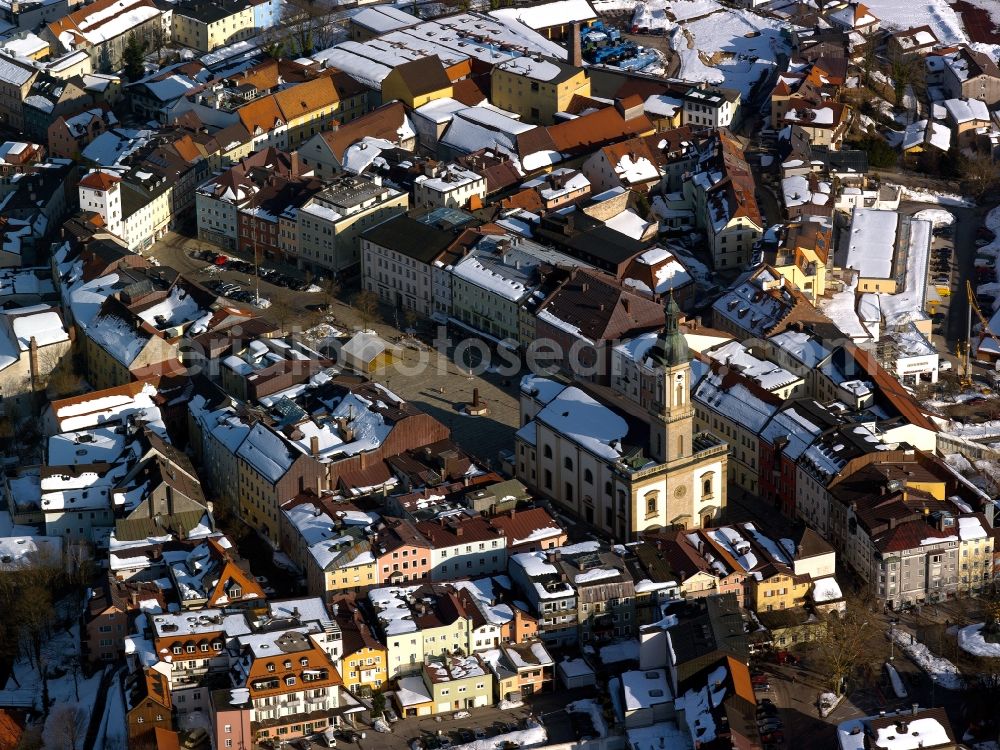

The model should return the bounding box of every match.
[649,291,689,367]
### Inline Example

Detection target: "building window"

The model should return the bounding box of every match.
[564,457,573,471]
[543,445,552,459]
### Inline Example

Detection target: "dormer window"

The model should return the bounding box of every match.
[285,675,296,686]
[284,660,292,670]
[186,645,195,654]
[267,663,275,672]
[300,657,309,667]
[227,583,242,599]
[172,646,181,655]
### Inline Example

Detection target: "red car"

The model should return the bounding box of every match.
[761,731,784,744]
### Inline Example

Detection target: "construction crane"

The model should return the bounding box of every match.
[965,279,1000,386]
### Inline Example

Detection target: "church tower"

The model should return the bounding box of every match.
[647,294,694,466]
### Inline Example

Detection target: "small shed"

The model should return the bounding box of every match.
[557,657,596,690]
[341,332,395,373]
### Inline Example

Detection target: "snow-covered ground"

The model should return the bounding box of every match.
[957,623,1000,658]
[891,628,966,689]
[861,0,967,45]
[885,661,908,698]
[669,8,790,97]
[888,183,974,207]
[94,670,125,750]
[0,605,107,744]
[450,723,546,750]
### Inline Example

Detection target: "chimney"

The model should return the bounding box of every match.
[571,22,582,68]
[472,388,480,407]
[310,435,319,457]
[911,704,919,716]
[290,150,301,177]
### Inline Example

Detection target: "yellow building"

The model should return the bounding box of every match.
[749,565,812,613]
[491,58,590,125]
[171,0,256,52]
[234,423,326,543]
[84,306,178,390]
[237,72,368,150]
[770,219,831,304]
[281,496,379,600]
[957,515,993,594]
[381,56,453,109]
[368,586,473,678]
[336,606,388,696]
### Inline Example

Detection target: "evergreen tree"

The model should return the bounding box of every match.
[122,33,146,82]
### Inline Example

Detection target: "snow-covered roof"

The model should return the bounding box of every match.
[844,208,897,279]
[705,340,798,392]
[534,386,630,462]
[236,423,295,483]
[622,668,672,712]
[692,359,778,433]
[491,0,595,30]
[811,575,843,602]
[943,97,989,124]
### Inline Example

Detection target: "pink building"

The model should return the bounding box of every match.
[211,689,253,750]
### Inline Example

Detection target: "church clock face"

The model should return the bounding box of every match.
[674,485,687,499]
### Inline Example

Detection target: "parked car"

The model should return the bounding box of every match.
[474,729,486,740]
[760,731,784,744]
[933,225,954,238]
[754,682,772,692]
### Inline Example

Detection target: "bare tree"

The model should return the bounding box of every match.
[46,705,87,750]
[354,290,379,332]
[812,596,889,695]
[963,155,1000,200]
[890,56,918,109]
[15,580,54,669]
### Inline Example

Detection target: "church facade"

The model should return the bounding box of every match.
[514,298,729,540]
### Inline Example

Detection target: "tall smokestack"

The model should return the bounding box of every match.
[571,22,582,68]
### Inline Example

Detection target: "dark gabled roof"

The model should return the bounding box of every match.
[755,606,816,630]
[810,146,868,173]
[115,510,208,542]
[361,214,459,263]
[392,56,451,97]
[537,267,664,342]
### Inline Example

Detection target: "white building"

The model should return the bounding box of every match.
[413,163,486,210]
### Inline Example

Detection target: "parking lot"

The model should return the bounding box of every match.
[294,691,593,750]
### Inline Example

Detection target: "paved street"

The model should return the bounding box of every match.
[149,231,523,466]
[331,690,591,750]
